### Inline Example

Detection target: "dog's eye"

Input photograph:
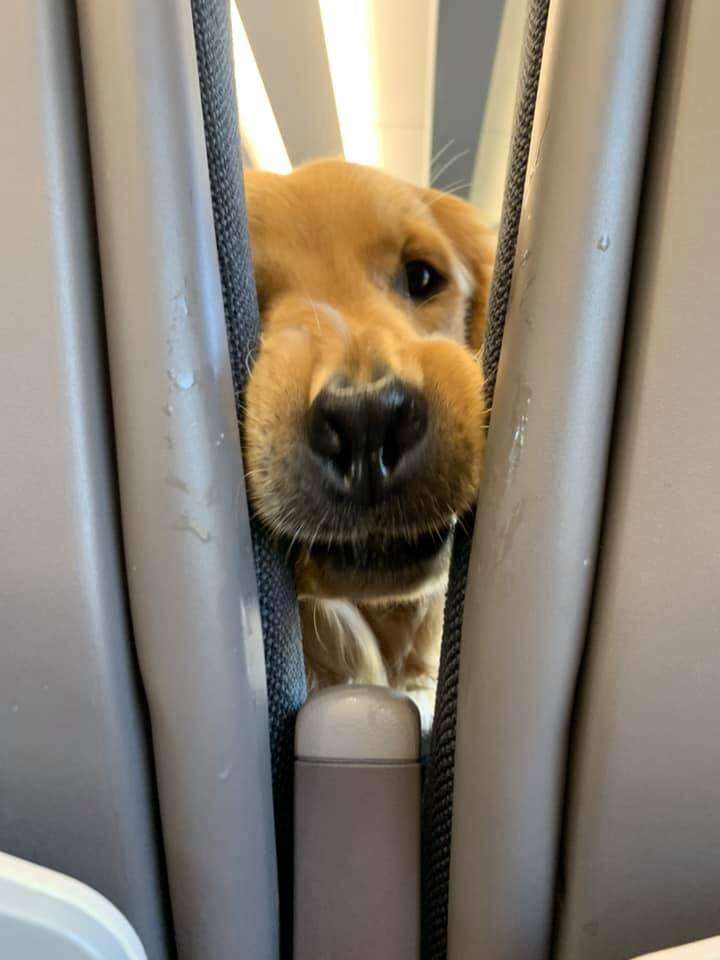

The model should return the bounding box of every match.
[402,260,446,302]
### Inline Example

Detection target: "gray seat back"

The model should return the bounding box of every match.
[556,1,720,956]
[76,0,280,955]
[0,4,170,956]
[2,1,281,957]
[437,0,667,956]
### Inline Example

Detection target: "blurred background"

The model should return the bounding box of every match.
[231,0,529,227]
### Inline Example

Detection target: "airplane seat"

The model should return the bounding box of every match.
[2,0,720,959]
[428,0,720,958]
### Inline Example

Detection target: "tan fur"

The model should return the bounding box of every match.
[243,159,494,698]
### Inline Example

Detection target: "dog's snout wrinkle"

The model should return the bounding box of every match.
[307,380,428,507]
[306,300,351,341]
[324,368,394,396]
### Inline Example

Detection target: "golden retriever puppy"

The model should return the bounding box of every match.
[243,159,494,709]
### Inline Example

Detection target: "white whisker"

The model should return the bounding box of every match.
[304,296,322,334]
[438,179,473,197]
[431,138,456,172]
[431,149,471,187]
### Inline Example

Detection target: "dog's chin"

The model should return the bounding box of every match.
[293,524,455,603]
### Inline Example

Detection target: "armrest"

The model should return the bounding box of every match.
[0,852,147,959]
[633,937,720,959]
[295,684,421,762]
[294,685,421,960]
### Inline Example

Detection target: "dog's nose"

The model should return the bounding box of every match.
[307,379,428,506]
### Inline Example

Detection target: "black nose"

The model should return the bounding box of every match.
[307,379,428,506]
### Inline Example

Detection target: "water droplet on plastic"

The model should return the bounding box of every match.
[166,474,189,494]
[218,765,232,782]
[495,500,526,567]
[163,404,174,417]
[172,293,189,322]
[215,432,225,447]
[597,235,610,252]
[175,514,212,544]
[508,385,533,479]
[167,369,195,391]
[11,704,18,714]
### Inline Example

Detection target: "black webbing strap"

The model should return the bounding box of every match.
[482,0,552,399]
[190,2,306,955]
[422,3,551,956]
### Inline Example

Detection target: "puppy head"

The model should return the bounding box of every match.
[243,159,494,601]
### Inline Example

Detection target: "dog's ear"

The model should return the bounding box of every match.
[422,189,496,353]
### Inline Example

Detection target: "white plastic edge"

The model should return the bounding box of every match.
[295,685,421,762]
[0,852,148,959]
[633,937,720,959]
